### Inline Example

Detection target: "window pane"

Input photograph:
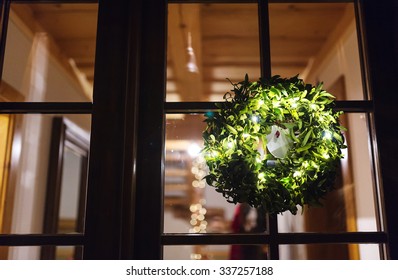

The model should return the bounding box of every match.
[2,3,98,102]
[0,246,83,260]
[164,245,268,260]
[164,114,235,234]
[164,114,269,234]
[165,111,378,235]
[269,3,366,100]
[0,114,90,234]
[166,4,260,102]
[279,244,381,260]
[278,113,378,234]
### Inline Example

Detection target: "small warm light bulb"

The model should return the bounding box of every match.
[188,143,201,157]
[293,170,302,178]
[323,131,333,140]
[206,150,219,158]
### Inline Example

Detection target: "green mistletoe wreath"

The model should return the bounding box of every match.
[202,75,346,215]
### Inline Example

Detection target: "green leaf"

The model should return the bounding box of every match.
[296,143,312,153]
[282,122,296,129]
[289,128,299,143]
[319,91,335,99]
[302,128,313,146]
[291,109,299,120]
[201,74,345,216]
[298,119,303,130]
[333,132,343,143]
[225,124,238,135]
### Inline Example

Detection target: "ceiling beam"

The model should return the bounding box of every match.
[168,4,203,101]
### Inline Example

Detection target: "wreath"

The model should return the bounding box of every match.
[202,75,346,215]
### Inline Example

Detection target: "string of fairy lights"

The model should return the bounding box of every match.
[189,154,208,234]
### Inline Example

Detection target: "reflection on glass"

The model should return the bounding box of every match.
[55,246,83,260]
[0,114,90,239]
[165,114,268,237]
[0,246,83,260]
[58,147,84,234]
[279,244,381,260]
[164,245,268,260]
[278,112,377,235]
[167,4,260,102]
[165,111,378,239]
[269,3,365,100]
[3,3,98,102]
[0,114,90,259]
[164,115,242,234]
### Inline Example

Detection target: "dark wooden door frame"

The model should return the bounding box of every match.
[359,0,398,259]
[84,0,167,260]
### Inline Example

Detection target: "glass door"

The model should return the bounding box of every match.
[161,0,388,260]
[2,0,395,260]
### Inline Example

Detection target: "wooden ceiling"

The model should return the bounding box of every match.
[17,4,98,85]
[12,3,349,101]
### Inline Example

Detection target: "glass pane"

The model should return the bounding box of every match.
[164,245,268,260]
[58,146,84,234]
[279,244,381,260]
[0,114,90,234]
[2,3,98,102]
[278,113,378,233]
[269,3,366,100]
[165,114,269,234]
[0,246,83,260]
[166,4,260,102]
[165,111,378,235]
[55,245,83,260]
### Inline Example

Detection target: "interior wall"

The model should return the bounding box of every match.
[305,18,378,259]
[3,12,91,259]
